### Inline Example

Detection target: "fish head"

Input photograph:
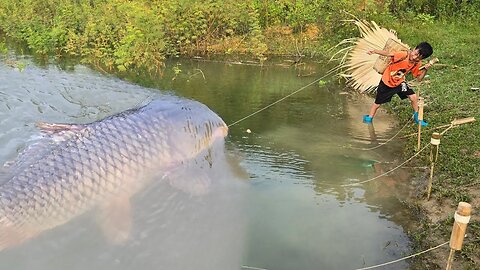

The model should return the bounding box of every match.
[147,98,229,160]
[172,109,228,160]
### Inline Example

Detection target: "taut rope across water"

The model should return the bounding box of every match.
[227,67,339,127]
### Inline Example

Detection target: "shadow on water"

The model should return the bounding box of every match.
[0,55,417,269]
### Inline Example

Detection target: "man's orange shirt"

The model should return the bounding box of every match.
[382,51,422,87]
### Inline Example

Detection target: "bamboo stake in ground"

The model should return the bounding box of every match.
[445,202,472,270]
[427,132,441,200]
[417,97,425,151]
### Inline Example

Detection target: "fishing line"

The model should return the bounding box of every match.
[241,266,269,270]
[353,241,449,270]
[227,67,338,127]
[224,62,418,154]
[323,122,465,188]
[316,143,428,188]
[242,241,451,270]
[348,116,414,151]
[341,144,428,187]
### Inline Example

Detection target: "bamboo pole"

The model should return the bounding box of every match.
[440,117,477,136]
[445,202,472,270]
[417,97,424,151]
[451,117,476,126]
[401,117,476,138]
[427,132,441,200]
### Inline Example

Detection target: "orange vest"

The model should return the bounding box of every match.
[382,51,422,87]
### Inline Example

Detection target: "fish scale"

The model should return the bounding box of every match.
[0,98,228,250]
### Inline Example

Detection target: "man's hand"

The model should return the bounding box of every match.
[419,57,439,70]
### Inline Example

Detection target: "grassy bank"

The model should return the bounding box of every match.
[391,20,480,269]
[0,1,479,268]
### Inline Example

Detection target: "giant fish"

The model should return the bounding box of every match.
[0,97,228,250]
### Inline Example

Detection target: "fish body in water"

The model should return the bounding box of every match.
[0,98,228,250]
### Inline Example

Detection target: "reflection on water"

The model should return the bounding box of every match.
[1,57,415,269]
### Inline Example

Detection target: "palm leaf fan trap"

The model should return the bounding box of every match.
[333,20,409,93]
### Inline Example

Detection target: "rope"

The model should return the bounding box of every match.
[353,241,449,270]
[349,116,413,151]
[227,68,338,127]
[401,117,476,139]
[341,144,429,187]
[241,266,269,270]
[241,241,450,270]
[400,123,451,138]
[440,124,455,136]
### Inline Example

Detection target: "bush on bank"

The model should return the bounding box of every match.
[1,0,477,72]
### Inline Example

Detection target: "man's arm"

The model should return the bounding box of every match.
[415,63,432,81]
[416,70,427,81]
[367,49,394,56]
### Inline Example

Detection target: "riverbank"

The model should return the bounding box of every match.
[335,18,479,269]
[390,19,479,270]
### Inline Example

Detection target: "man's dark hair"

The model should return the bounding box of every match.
[415,42,433,59]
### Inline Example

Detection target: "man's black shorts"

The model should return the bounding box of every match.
[374,80,415,104]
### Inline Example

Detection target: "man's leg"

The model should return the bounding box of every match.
[408,93,428,126]
[368,103,381,117]
[407,93,418,112]
[363,103,380,123]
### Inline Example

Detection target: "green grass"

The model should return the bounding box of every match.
[398,20,479,190]
[387,19,480,268]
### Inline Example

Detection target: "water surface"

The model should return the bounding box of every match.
[0,56,414,269]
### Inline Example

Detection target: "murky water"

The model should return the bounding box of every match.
[1,55,415,269]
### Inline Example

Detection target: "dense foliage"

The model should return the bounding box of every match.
[1,0,478,72]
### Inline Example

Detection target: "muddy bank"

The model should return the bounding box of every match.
[405,172,479,269]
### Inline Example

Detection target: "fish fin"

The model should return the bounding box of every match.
[165,167,211,196]
[35,121,85,134]
[36,121,86,141]
[0,222,32,251]
[226,151,250,180]
[96,195,132,245]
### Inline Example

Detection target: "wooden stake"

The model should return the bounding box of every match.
[441,117,478,135]
[445,202,472,270]
[417,97,424,151]
[446,249,455,270]
[451,117,476,126]
[427,133,441,200]
[401,117,476,138]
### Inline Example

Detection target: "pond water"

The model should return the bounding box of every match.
[0,55,415,269]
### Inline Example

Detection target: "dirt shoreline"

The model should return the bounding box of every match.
[406,173,479,269]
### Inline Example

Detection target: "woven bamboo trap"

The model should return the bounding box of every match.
[332,20,410,93]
